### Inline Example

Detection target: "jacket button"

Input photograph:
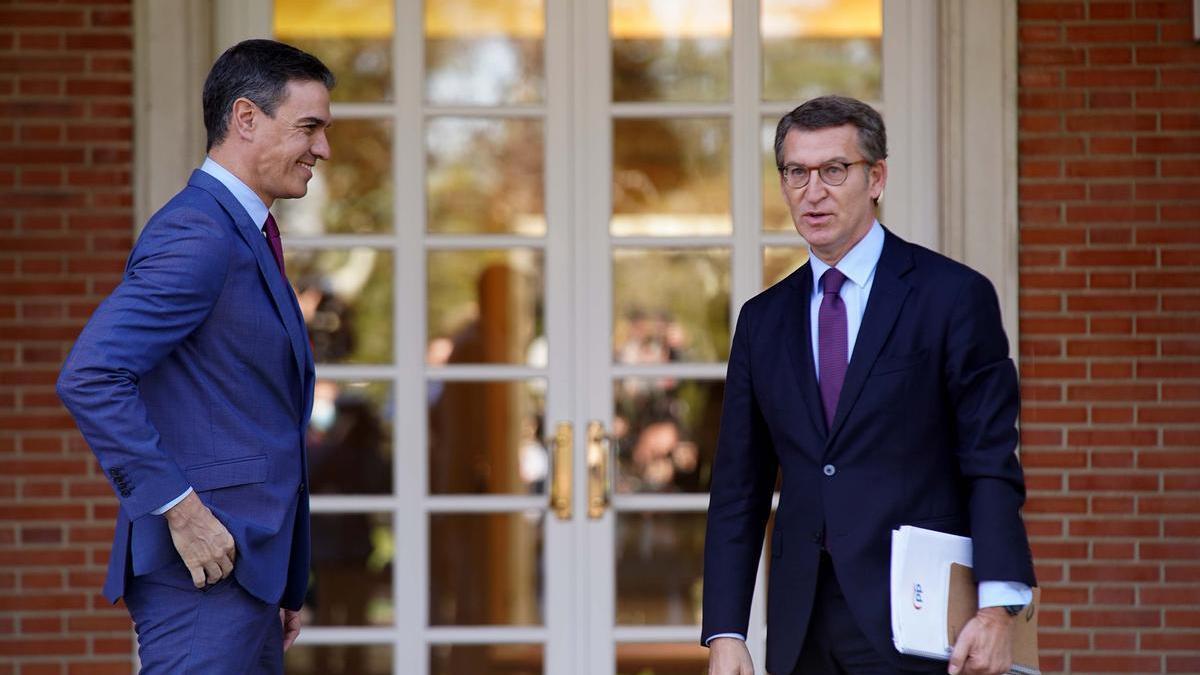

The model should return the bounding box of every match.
[120,490,131,497]
[823,464,836,476]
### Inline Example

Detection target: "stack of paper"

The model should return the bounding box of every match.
[890,525,1041,675]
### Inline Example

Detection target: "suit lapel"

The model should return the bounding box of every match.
[827,230,914,443]
[188,171,310,391]
[782,263,828,442]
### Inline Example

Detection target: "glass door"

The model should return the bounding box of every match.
[263,1,889,673]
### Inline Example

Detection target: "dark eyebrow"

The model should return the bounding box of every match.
[296,116,330,127]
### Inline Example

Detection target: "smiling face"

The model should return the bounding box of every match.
[779,123,886,266]
[242,79,332,206]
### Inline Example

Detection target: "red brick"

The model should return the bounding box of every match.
[1071,655,1161,673]
[1065,68,1156,87]
[1070,563,1162,582]
[1142,497,1200,514]
[1019,2,1086,20]
[1069,473,1159,491]
[1065,113,1157,132]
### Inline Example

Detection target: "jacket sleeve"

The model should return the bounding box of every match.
[57,207,231,520]
[943,272,1036,587]
[701,303,779,642]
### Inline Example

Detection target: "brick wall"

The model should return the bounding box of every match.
[1018,0,1200,672]
[0,0,1197,673]
[0,1,137,673]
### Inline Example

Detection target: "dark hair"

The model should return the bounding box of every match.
[773,95,888,169]
[202,39,335,151]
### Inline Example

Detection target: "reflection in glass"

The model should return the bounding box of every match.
[613,248,730,363]
[305,513,393,630]
[427,249,544,365]
[763,247,809,289]
[428,379,547,495]
[617,643,709,675]
[761,0,882,103]
[613,118,730,236]
[617,512,705,625]
[430,513,544,626]
[614,379,722,494]
[427,118,545,235]
[308,380,392,495]
[431,644,543,675]
[287,248,393,364]
[274,0,392,102]
[275,119,392,235]
[762,117,794,233]
[425,0,545,105]
[284,644,391,675]
[611,0,731,102]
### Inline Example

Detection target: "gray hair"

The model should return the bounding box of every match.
[773,95,888,169]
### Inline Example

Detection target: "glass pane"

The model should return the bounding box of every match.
[617,643,709,675]
[426,118,545,235]
[425,0,545,105]
[285,644,391,675]
[613,118,730,236]
[613,378,722,494]
[429,379,547,495]
[308,380,392,494]
[613,248,730,363]
[430,513,544,625]
[761,0,882,103]
[763,246,808,289]
[762,116,793,233]
[274,0,392,102]
[305,513,392,626]
[427,249,544,366]
[431,644,543,675]
[611,0,731,102]
[616,512,705,625]
[287,248,393,364]
[276,119,392,235]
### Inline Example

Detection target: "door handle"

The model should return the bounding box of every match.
[587,420,611,519]
[550,421,572,520]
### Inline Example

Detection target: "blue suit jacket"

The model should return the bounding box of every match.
[702,228,1036,673]
[57,170,315,610]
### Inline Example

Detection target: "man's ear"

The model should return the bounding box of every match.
[230,97,257,142]
[869,158,887,202]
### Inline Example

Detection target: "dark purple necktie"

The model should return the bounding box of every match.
[818,268,848,428]
[263,213,287,280]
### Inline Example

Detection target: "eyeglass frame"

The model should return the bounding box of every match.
[776,159,873,189]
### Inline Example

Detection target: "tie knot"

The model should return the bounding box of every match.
[821,267,847,296]
[264,213,280,238]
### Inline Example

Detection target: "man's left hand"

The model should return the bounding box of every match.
[281,608,302,651]
[947,606,1015,675]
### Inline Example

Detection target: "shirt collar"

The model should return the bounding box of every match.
[809,220,885,293]
[199,157,271,231]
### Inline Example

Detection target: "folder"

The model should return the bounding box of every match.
[890,525,1040,675]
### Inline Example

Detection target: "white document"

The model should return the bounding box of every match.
[890,525,1040,675]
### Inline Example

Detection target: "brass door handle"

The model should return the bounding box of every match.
[587,420,612,519]
[550,421,572,520]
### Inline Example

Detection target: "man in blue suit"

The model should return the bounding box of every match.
[57,39,333,673]
[702,96,1036,674]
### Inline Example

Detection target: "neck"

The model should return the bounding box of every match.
[207,147,273,208]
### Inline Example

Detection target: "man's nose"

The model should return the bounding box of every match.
[312,131,331,160]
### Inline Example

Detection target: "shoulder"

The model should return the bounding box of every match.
[890,234,996,301]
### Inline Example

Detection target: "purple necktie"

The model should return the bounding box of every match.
[818,268,848,428]
[263,213,287,280]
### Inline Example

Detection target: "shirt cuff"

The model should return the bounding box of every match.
[978,580,1033,608]
[704,632,746,646]
[151,487,193,515]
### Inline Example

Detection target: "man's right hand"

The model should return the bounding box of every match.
[163,491,236,588]
[708,637,754,675]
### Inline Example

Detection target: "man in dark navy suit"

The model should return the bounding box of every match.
[58,40,333,673]
[702,96,1035,675]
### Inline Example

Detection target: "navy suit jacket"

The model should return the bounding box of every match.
[702,228,1035,673]
[58,170,315,610]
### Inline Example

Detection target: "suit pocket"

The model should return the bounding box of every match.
[185,454,268,492]
[907,512,969,536]
[871,349,928,376]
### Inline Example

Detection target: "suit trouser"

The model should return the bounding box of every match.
[791,551,944,675]
[123,559,283,674]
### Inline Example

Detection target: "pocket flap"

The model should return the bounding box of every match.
[185,454,268,492]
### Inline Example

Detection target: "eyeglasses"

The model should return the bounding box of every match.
[777,160,871,189]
